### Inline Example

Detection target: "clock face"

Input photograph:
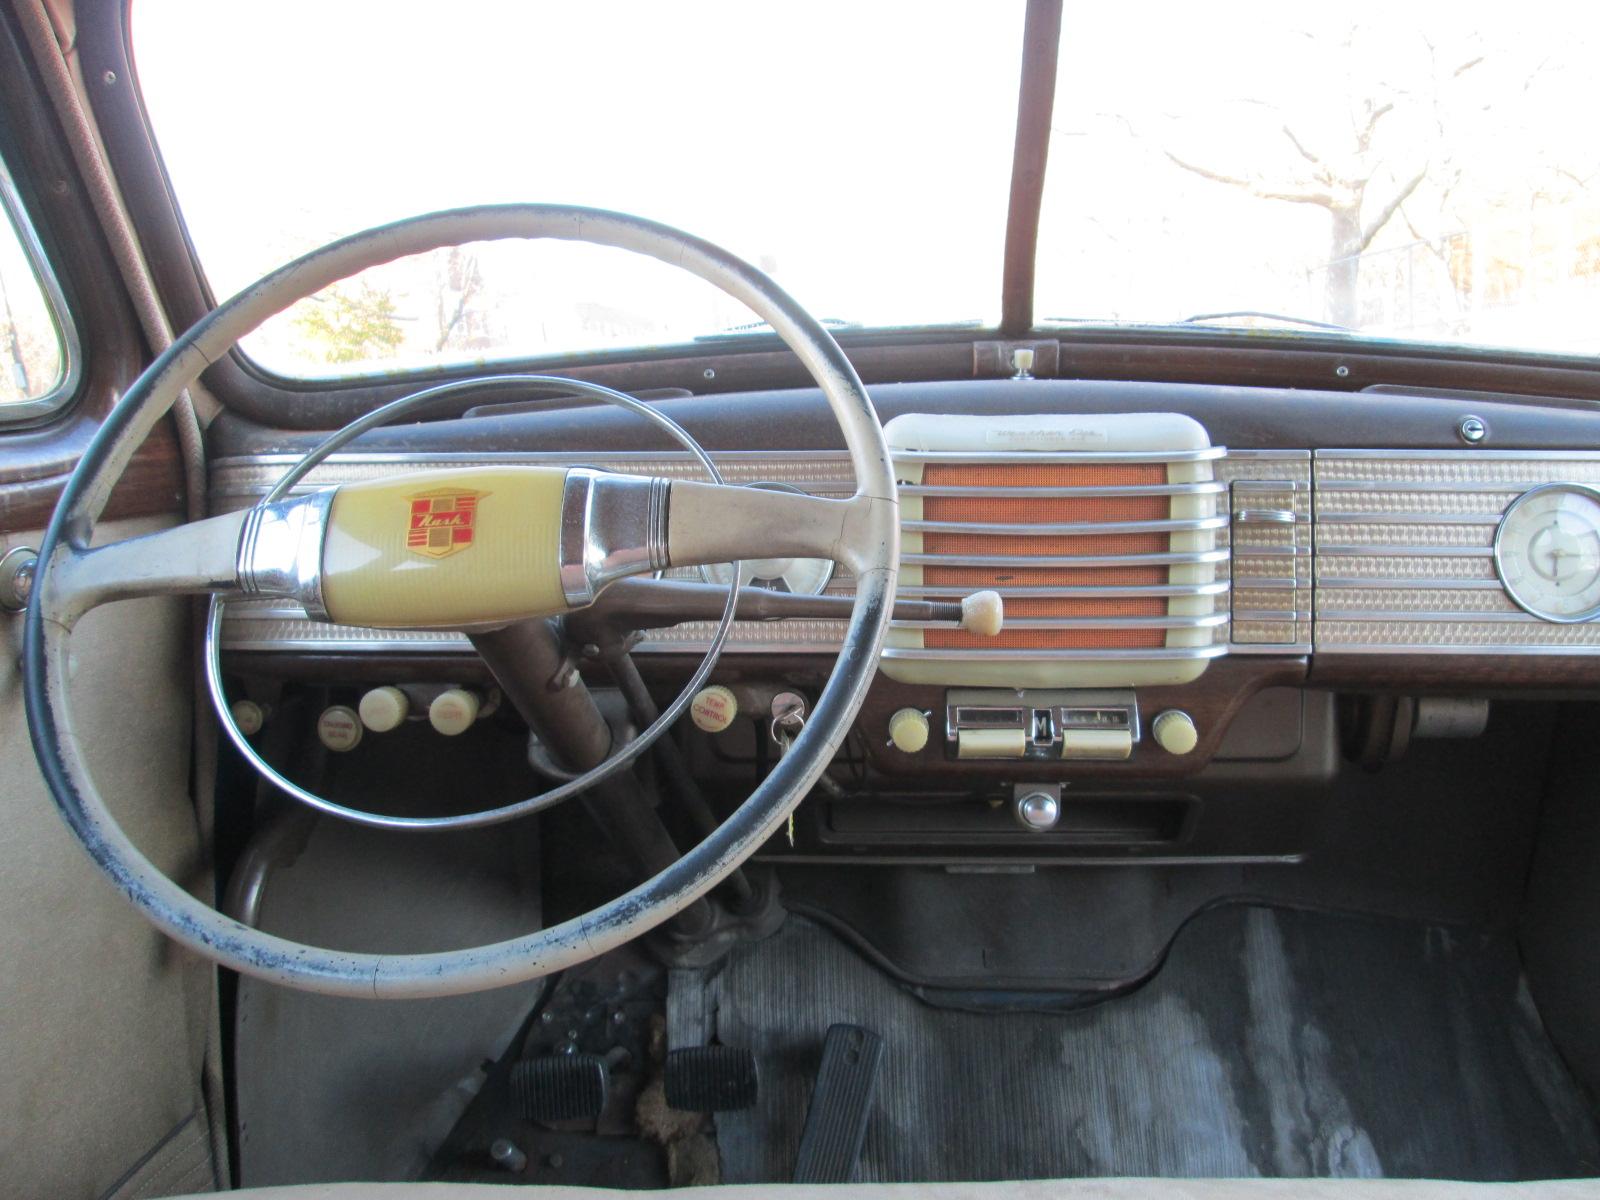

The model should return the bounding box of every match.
[1495,484,1600,623]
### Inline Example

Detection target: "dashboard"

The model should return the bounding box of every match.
[211,376,1600,862]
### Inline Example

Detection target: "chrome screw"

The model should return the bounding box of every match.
[1458,415,1488,444]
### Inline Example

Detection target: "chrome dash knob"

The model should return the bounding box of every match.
[1014,790,1060,832]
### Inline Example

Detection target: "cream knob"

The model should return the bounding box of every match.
[1152,709,1199,755]
[358,686,410,733]
[887,707,930,754]
[690,685,738,733]
[316,705,363,752]
[230,700,265,737]
[429,688,481,736]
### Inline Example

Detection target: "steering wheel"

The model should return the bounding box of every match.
[22,205,899,998]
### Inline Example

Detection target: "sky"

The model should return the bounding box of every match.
[126,1,1600,378]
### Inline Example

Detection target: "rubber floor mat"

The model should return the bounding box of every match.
[697,905,1599,1183]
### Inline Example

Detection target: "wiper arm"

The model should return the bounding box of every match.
[1179,310,1351,332]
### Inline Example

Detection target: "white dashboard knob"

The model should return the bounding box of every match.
[429,688,481,736]
[358,686,410,733]
[690,685,738,733]
[1152,709,1199,755]
[316,705,363,753]
[887,707,930,754]
[230,700,265,737]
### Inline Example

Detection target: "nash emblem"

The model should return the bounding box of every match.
[406,487,486,558]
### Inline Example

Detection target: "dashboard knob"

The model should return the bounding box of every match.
[230,699,265,737]
[1014,790,1060,831]
[316,705,363,753]
[429,688,481,736]
[690,685,738,733]
[1152,709,1199,755]
[887,707,930,754]
[358,686,410,732]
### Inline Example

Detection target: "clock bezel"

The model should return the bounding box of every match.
[1493,482,1600,624]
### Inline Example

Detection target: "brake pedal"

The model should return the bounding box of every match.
[664,1044,759,1111]
[793,1023,883,1183]
[509,1053,609,1122]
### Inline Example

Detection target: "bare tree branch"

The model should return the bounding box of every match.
[1281,124,1323,167]
[1164,150,1333,207]
[1358,167,1428,251]
[1355,100,1395,154]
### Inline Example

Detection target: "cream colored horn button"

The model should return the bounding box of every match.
[429,688,481,736]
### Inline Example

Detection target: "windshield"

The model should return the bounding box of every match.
[133,3,1600,376]
[1037,7,1600,355]
[131,1,1022,378]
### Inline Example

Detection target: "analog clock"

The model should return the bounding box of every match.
[1494,483,1600,623]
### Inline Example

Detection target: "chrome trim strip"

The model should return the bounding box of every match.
[0,153,83,424]
[1318,609,1551,623]
[1231,609,1304,622]
[1316,512,1501,526]
[899,482,1226,499]
[902,549,1231,569]
[891,447,1228,465]
[904,515,1228,536]
[1317,480,1533,493]
[1317,577,1502,590]
[881,644,1231,662]
[1317,644,1600,656]
[1318,450,1600,461]
[1316,545,1491,557]
[891,612,1230,631]
[898,581,1231,599]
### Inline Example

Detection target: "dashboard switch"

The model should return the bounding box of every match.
[887,707,930,754]
[1152,709,1199,755]
[429,688,481,736]
[358,686,410,732]
[690,685,738,733]
[1060,728,1133,760]
[316,705,362,752]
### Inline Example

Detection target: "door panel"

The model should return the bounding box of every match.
[1,518,218,1198]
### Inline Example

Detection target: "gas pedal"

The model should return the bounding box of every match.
[792,1023,883,1184]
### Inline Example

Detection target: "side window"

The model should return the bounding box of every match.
[0,154,76,422]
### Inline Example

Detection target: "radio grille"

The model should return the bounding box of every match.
[919,462,1170,651]
[883,414,1229,687]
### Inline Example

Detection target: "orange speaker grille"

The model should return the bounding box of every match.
[920,462,1169,650]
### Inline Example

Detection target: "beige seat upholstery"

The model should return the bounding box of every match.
[179,1179,1600,1199]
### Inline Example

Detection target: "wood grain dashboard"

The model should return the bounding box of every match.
[211,378,1600,778]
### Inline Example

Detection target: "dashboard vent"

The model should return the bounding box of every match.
[882,413,1229,686]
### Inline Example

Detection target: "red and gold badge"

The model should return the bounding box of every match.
[405,487,486,559]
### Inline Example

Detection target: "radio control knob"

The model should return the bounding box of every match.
[887,707,930,754]
[316,705,363,753]
[230,700,265,737]
[429,688,481,736]
[358,686,410,733]
[690,685,738,733]
[1014,790,1060,831]
[1152,709,1199,755]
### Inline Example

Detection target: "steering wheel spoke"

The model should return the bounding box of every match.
[40,510,249,628]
